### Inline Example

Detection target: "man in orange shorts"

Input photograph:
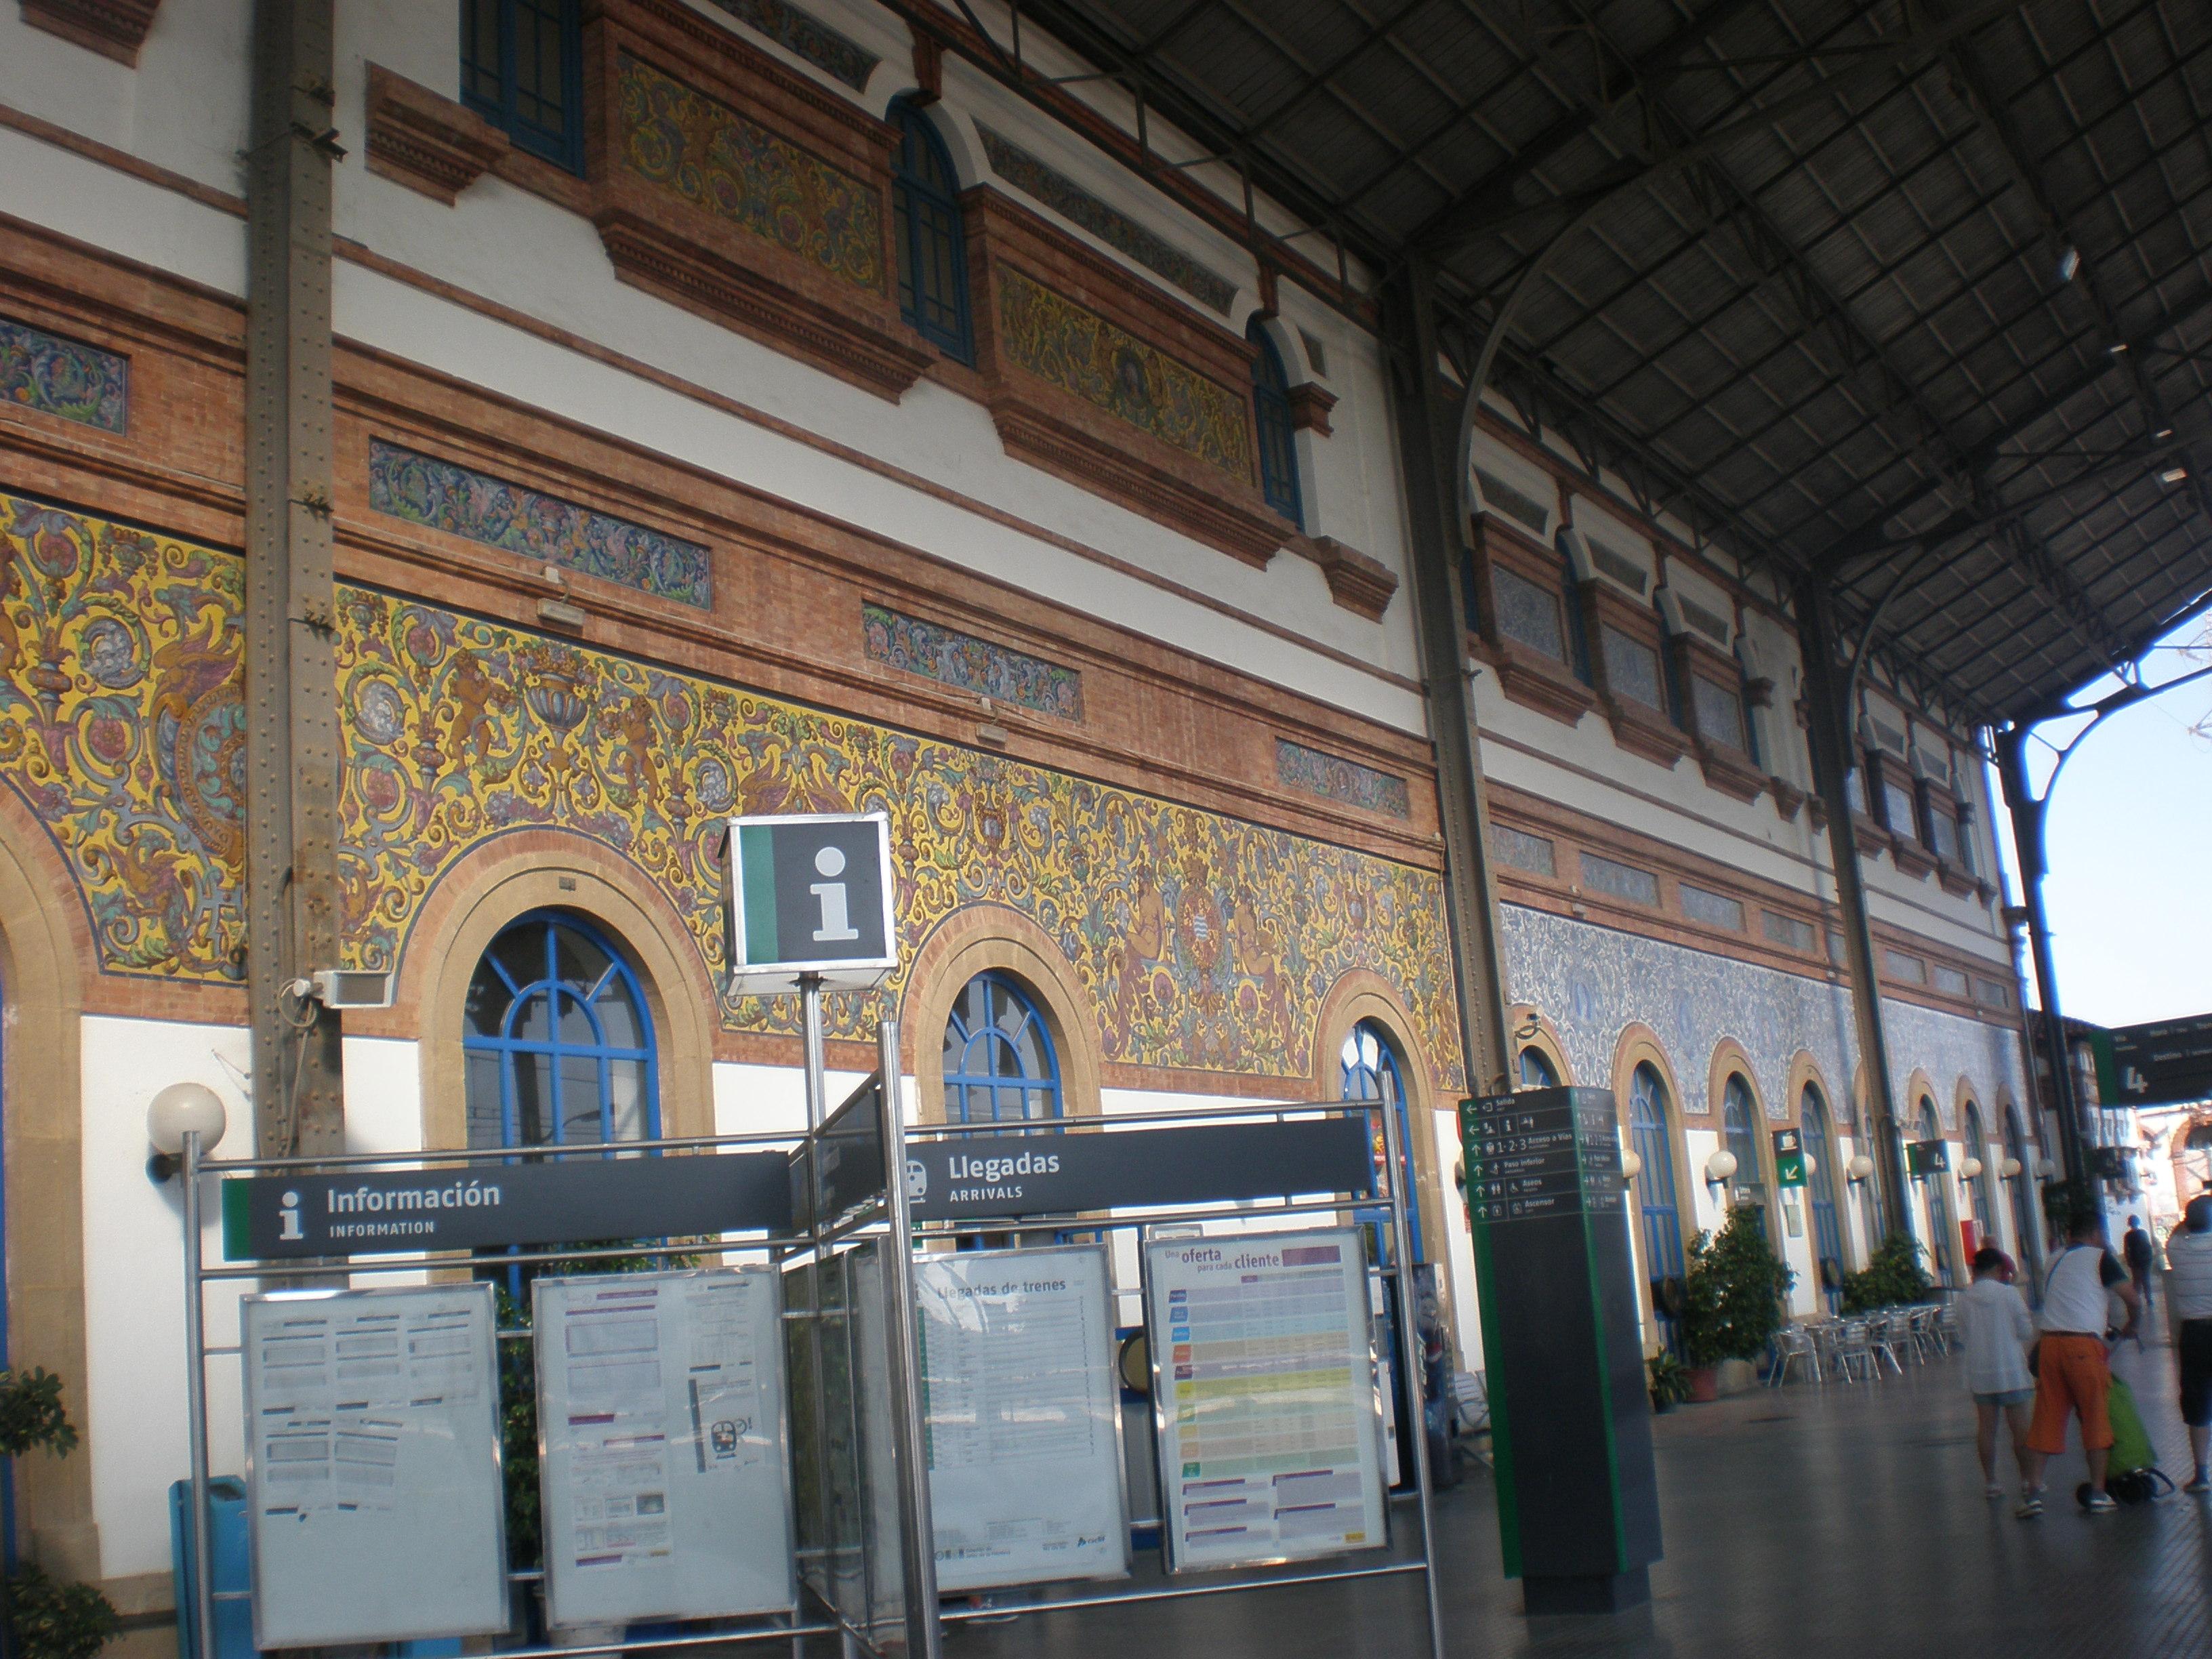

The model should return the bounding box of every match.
[2018,1209,2140,1517]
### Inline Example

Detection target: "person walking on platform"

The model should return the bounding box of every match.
[2124,1214,2155,1344]
[2018,1211,2140,1517]
[1961,1246,2037,1500]
[2164,1193,2212,1494]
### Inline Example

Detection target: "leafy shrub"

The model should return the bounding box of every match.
[3,1565,119,1659]
[1840,1232,1933,1313]
[1647,1351,1690,1410]
[0,1370,77,1460]
[1681,1207,1794,1368]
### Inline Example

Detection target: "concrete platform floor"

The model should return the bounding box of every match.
[930,1336,2212,1659]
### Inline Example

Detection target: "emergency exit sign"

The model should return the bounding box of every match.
[720,812,897,990]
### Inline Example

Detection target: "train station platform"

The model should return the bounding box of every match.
[937,1336,2211,1658]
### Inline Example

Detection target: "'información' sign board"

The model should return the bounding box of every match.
[721,811,897,991]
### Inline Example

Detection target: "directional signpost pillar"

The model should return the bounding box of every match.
[1461,1086,1661,1614]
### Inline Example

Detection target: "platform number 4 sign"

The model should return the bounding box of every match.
[720,812,898,990]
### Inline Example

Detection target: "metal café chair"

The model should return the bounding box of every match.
[1767,1324,1822,1388]
[1832,1319,1877,1383]
[1867,1313,1910,1375]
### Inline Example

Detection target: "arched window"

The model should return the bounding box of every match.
[1629,1063,1685,1351]
[942,972,1061,1125]
[2003,1105,2043,1292]
[1518,1046,1560,1089]
[461,0,584,172]
[463,911,658,1149]
[1963,1102,1996,1241]
[1721,1076,1769,1235]
[1800,1084,1845,1313]
[890,98,972,362]
[1248,319,1303,527]
[1916,1097,1954,1286]
[1340,1021,1420,1263]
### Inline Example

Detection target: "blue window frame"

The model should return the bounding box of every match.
[462,912,659,1151]
[1629,1063,1686,1351]
[943,972,1061,1126]
[461,0,584,172]
[1341,1021,1421,1265]
[1722,1076,1768,1226]
[890,98,972,362]
[1963,1103,1995,1241]
[1800,1085,1845,1314]
[1248,320,1303,527]
[1518,1046,1560,1089]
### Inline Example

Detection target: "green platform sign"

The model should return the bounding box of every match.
[1772,1127,1806,1189]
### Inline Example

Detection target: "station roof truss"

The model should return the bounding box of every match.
[921,0,2212,730]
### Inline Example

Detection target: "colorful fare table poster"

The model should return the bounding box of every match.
[915,1245,1129,1591]
[1144,1229,1389,1571]
[241,1284,508,1648]
[534,1268,796,1628]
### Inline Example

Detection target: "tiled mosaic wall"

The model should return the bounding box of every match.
[1,315,127,433]
[705,0,876,89]
[861,603,1083,720]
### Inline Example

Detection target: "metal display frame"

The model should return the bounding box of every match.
[180,1029,1443,1659]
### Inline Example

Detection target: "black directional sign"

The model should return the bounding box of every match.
[2093,1012,2212,1108]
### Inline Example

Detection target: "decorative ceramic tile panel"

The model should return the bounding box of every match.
[703,0,876,90]
[1491,825,1555,878]
[0,315,127,432]
[1679,884,1744,932]
[861,602,1082,720]
[331,592,1462,1088]
[1492,566,1565,661]
[1500,903,2028,1131]
[1761,909,1816,952]
[367,441,712,608]
[1692,675,1746,750]
[994,266,1251,478]
[1274,739,1411,819]
[1581,853,1658,907]
[616,53,884,292]
[1473,467,1550,537]
[0,493,243,977]
[1601,626,1662,708]
[976,125,1235,313]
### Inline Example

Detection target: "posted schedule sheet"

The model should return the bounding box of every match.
[916,1245,1128,1591]
[1145,1229,1388,1570]
[241,1284,507,1648]
[535,1268,796,1628]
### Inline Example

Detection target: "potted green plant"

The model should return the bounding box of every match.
[1839,1232,1932,1313]
[1679,1208,1795,1401]
[1646,1351,1690,1413]
[0,1368,117,1659]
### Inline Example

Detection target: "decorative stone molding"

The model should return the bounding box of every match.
[1936,862,1978,899]
[966,190,1287,567]
[1304,535,1396,621]
[1768,777,1805,822]
[18,0,160,66]
[363,66,510,205]
[1286,381,1337,435]
[590,7,933,399]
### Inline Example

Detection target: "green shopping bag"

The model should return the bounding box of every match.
[2106,1376,2156,1476]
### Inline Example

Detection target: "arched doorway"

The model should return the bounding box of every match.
[1914,1097,1956,1287]
[1721,1074,1770,1242]
[1962,1101,1996,1255]
[1800,1084,1845,1313]
[1628,1063,1687,1352]
[1342,1021,1422,1267]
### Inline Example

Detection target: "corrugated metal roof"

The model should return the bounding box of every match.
[1007,0,2212,724]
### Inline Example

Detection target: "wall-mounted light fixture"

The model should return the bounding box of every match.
[1959,1156,1984,1182]
[1703,1149,1738,1196]
[2000,1156,2024,1180]
[2036,1158,2060,1182]
[147,1081,226,1183]
[1847,1153,1876,1185]
[1620,1148,1643,1189]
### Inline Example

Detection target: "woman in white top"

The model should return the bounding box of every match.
[1959,1245,2036,1498]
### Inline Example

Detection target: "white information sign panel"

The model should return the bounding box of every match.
[535,1268,796,1629]
[1144,1229,1388,1572]
[241,1284,507,1649]
[916,1245,1128,1592]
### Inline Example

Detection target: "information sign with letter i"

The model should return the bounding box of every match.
[1461,1086,1662,1614]
[720,812,897,991]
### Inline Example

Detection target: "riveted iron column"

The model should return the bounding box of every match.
[245,0,344,1155]
[1995,728,2087,1185]
[1795,575,1909,1240]
[1382,260,1515,1103]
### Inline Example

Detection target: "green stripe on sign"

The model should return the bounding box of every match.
[738,825,781,966]
[221,1179,251,1262]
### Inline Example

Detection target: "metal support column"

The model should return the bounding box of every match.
[1382,259,1515,1101]
[1995,728,2087,1185]
[1794,575,1910,1240]
[244,0,344,1155]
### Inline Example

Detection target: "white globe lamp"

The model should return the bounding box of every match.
[147,1081,226,1183]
